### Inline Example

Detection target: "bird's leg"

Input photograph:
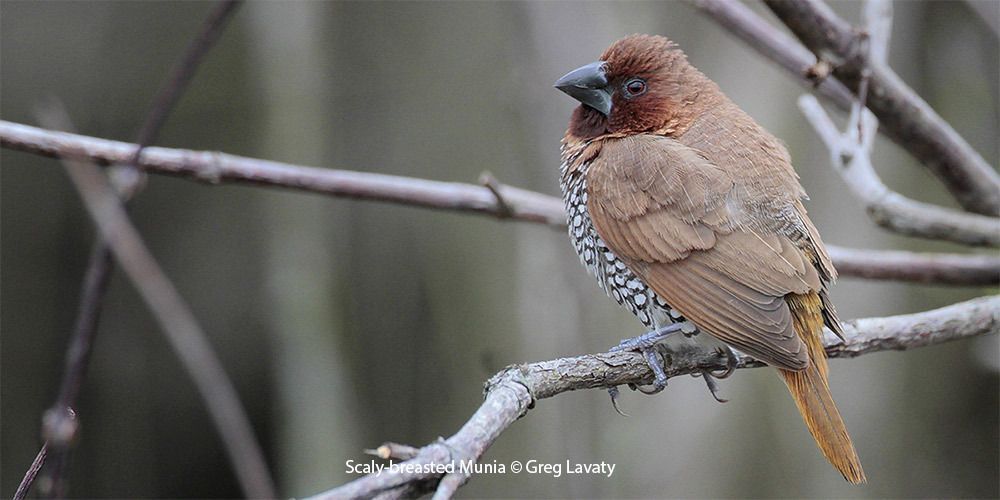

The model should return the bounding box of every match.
[692,345,738,403]
[607,322,685,412]
[610,322,684,352]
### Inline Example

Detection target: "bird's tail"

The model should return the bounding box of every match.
[779,293,867,484]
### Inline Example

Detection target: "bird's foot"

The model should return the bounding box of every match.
[635,348,669,394]
[691,346,738,403]
[607,323,684,414]
[610,323,684,353]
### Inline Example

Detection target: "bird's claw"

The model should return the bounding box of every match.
[690,346,737,403]
[695,370,728,403]
[606,346,670,413]
[708,345,738,379]
[607,386,630,417]
[606,325,683,413]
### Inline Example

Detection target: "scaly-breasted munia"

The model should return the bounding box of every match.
[555,34,865,484]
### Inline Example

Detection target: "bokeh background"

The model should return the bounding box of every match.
[2,1,997,498]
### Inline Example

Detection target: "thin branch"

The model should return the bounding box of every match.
[792,0,998,247]
[798,88,997,246]
[963,0,1000,37]
[2,120,997,285]
[803,93,998,245]
[22,2,254,498]
[36,238,112,499]
[826,246,999,286]
[129,0,241,166]
[365,442,421,461]
[13,443,47,500]
[309,295,1000,499]
[0,120,566,225]
[764,0,1000,216]
[683,0,855,108]
[55,137,274,498]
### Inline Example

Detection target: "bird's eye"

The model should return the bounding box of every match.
[623,78,647,98]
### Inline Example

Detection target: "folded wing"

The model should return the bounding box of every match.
[587,134,823,370]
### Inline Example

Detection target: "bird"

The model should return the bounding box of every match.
[554,34,866,484]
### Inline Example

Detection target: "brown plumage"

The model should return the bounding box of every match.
[556,34,865,483]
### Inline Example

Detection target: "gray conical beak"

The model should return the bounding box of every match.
[554,61,612,116]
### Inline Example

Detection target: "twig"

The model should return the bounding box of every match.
[22,2,254,498]
[309,295,1000,499]
[826,247,999,286]
[55,136,274,498]
[764,0,1000,216]
[13,443,47,500]
[129,0,241,166]
[37,236,111,498]
[683,0,855,107]
[479,171,514,218]
[801,95,996,246]
[963,0,1000,37]
[3,120,997,284]
[365,442,421,461]
[793,0,998,247]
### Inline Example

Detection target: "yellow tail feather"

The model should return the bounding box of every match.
[781,294,867,484]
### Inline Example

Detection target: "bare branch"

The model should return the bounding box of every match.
[3,120,997,284]
[0,120,565,225]
[13,443,47,500]
[309,296,1000,499]
[764,0,1000,216]
[792,2,998,249]
[964,0,1000,37]
[863,0,892,66]
[19,3,257,498]
[686,0,999,216]
[826,246,999,286]
[800,93,998,246]
[129,0,242,165]
[683,0,855,108]
[56,140,273,498]
[365,442,421,461]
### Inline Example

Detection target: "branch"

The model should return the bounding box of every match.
[826,246,1000,286]
[964,0,1000,37]
[19,2,267,498]
[798,94,998,246]
[0,120,564,225]
[683,0,855,108]
[763,0,1000,216]
[3,120,997,285]
[55,131,274,498]
[791,0,998,247]
[13,443,47,500]
[308,295,1000,499]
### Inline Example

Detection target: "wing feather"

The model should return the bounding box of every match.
[587,134,824,370]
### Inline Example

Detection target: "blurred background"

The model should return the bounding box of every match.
[2,1,997,498]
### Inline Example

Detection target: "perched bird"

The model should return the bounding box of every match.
[554,34,865,484]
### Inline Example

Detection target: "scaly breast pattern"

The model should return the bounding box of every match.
[559,143,692,333]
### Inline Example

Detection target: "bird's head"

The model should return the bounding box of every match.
[555,34,701,139]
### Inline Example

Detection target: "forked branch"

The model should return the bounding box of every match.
[794,0,998,247]
[308,295,1000,499]
[686,0,999,216]
[764,0,1000,215]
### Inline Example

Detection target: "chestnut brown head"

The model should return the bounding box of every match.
[555,34,699,138]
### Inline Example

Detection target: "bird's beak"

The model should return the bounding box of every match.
[554,61,612,116]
